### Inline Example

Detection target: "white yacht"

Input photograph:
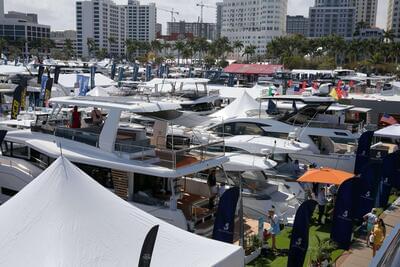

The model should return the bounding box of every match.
[200,94,361,172]
[1,96,230,235]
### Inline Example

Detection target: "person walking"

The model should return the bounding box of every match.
[372,219,386,257]
[363,208,378,246]
[317,186,327,224]
[266,209,281,251]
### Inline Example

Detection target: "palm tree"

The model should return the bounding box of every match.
[174,40,185,66]
[150,39,163,56]
[63,39,74,59]
[233,40,244,60]
[41,38,55,56]
[383,30,396,43]
[0,38,7,57]
[242,45,257,63]
[87,38,97,58]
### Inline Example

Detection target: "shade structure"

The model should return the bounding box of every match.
[297,167,354,185]
[374,124,400,139]
[0,157,244,267]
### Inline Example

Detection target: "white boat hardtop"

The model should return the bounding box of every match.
[49,96,181,112]
[225,135,310,154]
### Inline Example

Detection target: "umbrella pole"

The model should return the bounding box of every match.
[238,172,244,247]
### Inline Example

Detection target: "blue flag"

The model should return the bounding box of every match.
[117,67,124,83]
[212,187,240,243]
[39,75,49,106]
[132,63,139,81]
[90,66,96,89]
[288,200,318,267]
[77,75,90,96]
[110,62,116,80]
[146,64,152,82]
[354,161,382,220]
[354,131,374,175]
[228,73,235,87]
[331,178,358,250]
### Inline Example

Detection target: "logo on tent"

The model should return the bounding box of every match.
[223,223,230,231]
[296,238,303,246]
[342,210,348,218]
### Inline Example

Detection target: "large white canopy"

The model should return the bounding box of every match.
[210,91,261,120]
[375,124,400,139]
[0,157,244,267]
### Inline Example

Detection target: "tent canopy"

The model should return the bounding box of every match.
[209,91,261,120]
[374,124,400,139]
[0,157,243,267]
[297,167,354,185]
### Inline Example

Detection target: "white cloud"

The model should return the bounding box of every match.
[3,0,388,32]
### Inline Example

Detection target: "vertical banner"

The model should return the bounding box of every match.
[212,187,240,243]
[138,225,159,267]
[11,84,25,120]
[37,65,44,84]
[354,161,382,220]
[44,78,53,107]
[78,75,90,96]
[110,62,116,80]
[378,152,398,207]
[90,66,97,89]
[54,66,61,84]
[354,131,374,175]
[331,178,358,250]
[146,64,152,82]
[39,75,49,107]
[228,73,235,87]
[117,67,124,82]
[288,200,318,267]
[133,63,139,81]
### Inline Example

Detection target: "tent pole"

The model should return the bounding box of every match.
[238,172,244,247]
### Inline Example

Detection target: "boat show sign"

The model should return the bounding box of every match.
[11,80,27,120]
[331,178,358,250]
[287,200,318,267]
[138,225,159,267]
[212,187,240,244]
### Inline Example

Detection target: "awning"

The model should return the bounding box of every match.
[224,64,283,75]
[297,167,354,185]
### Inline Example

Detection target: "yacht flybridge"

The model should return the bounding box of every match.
[1,96,230,233]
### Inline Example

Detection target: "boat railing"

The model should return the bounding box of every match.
[0,157,34,177]
[306,121,361,133]
[114,140,225,170]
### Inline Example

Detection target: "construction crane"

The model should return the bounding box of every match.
[158,7,179,23]
[196,1,216,23]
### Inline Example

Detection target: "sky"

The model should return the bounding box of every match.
[3,0,389,32]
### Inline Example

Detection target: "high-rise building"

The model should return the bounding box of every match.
[387,0,400,39]
[286,16,309,37]
[353,0,378,27]
[167,21,216,40]
[76,0,156,58]
[220,0,287,55]
[309,0,356,38]
[126,0,156,42]
[216,2,223,39]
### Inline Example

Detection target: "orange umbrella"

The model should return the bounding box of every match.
[297,167,354,185]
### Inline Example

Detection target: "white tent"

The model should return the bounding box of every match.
[210,91,261,120]
[86,86,110,97]
[375,124,400,139]
[0,157,244,267]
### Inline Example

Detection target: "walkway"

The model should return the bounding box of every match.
[336,197,400,266]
